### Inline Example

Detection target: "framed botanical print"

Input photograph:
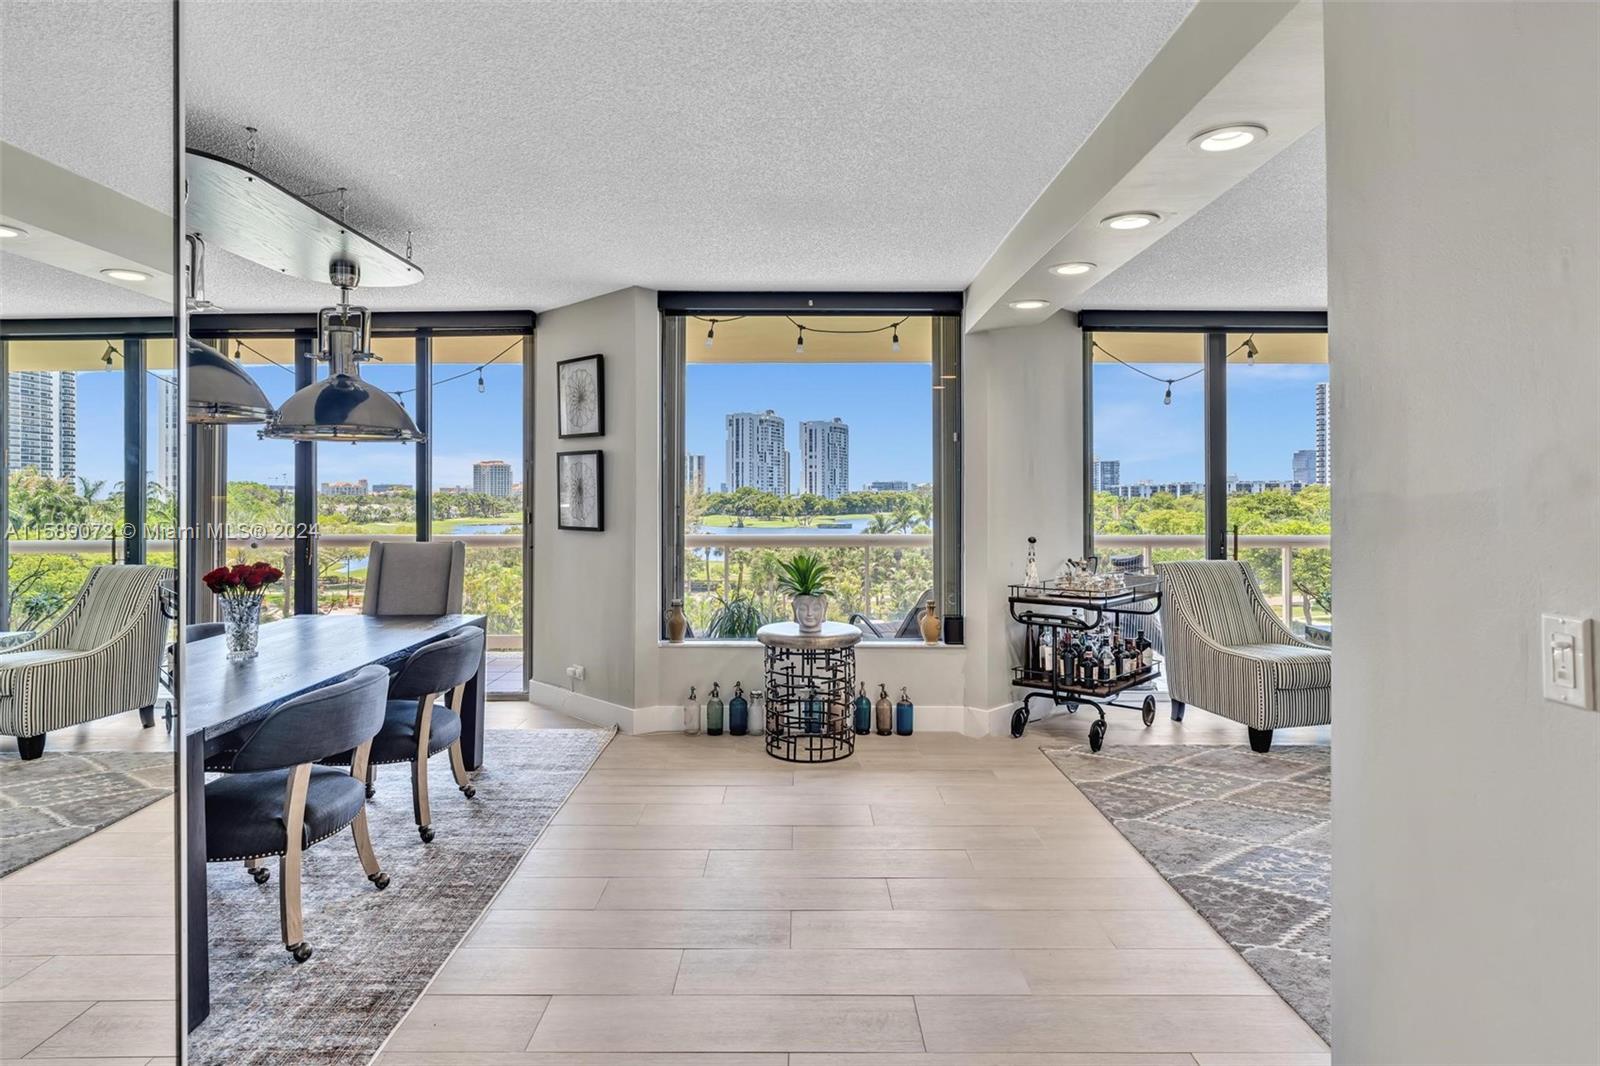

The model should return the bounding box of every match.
[556,353,604,438]
[557,450,604,531]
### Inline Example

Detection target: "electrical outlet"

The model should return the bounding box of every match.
[566,664,586,682]
[1541,614,1594,710]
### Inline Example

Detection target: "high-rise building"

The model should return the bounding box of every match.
[321,479,369,496]
[800,417,849,499]
[685,454,706,496]
[473,459,514,497]
[1314,382,1332,485]
[865,480,909,491]
[725,410,788,495]
[157,377,181,498]
[6,370,76,481]
[1293,448,1317,485]
[1092,458,1121,492]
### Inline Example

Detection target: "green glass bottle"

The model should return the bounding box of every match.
[705,682,724,737]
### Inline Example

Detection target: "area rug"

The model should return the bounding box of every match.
[0,750,174,876]
[1043,743,1331,1042]
[190,727,613,1066]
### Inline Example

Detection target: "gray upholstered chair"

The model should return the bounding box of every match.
[327,627,484,841]
[204,665,390,963]
[361,540,465,616]
[0,564,173,759]
[1156,559,1331,752]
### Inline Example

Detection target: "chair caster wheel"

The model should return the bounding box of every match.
[370,871,390,890]
[251,867,270,885]
[418,825,435,843]
[288,942,313,963]
[460,784,476,799]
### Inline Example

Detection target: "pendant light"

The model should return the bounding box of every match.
[185,234,273,424]
[264,260,424,442]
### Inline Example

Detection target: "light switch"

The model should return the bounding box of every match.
[1541,614,1595,710]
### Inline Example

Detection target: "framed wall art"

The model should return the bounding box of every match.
[557,449,604,531]
[556,353,604,438]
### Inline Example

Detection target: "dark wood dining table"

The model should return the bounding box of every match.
[182,612,487,1031]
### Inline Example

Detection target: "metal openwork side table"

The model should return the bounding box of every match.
[757,621,860,763]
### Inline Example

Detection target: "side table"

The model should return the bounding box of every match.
[757,620,860,763]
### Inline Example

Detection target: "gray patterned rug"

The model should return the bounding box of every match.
[191,727,613,1066]
[1043,743,1331,1042]
[0,750,174,876]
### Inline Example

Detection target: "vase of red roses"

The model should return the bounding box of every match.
[204,561,283,663]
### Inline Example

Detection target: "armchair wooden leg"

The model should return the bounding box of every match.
[1248,727,1273,753]
[412,695,435,842]
[138,705,156,728]
[16,735,45,760]
[351,809,390,889]
[245,856,270,885]
[448,740,476,798]
[280,764,312,963]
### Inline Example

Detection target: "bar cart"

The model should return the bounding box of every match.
[1008,571,1163,752]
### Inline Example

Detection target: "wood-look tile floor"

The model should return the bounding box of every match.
[379,699,1330,1065]
[0,712,176,1064]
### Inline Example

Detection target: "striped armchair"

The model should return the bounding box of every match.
[1156,559,1331,752]
[0,565,173,760]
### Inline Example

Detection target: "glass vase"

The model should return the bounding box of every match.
[220,595,262,663]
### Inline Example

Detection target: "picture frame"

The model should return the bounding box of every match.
[556,353,604,438]
[556,450,604,531]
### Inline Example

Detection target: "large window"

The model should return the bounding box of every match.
[222,337,299,620]
[661,304,962,641]
[1085,318,1331,634]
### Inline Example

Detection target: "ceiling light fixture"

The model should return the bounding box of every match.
[264,260,425,442]
[101,267,151,282]
[0,224,27,239]
[1100,212,1160,231]
[1190,123,1268,153]
[1008,299,1050,311]
[1048,262,1096,277]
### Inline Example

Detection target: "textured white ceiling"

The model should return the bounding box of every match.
[0,256,171,318]
[179,0,1193,312]
[1079,126,1327,311]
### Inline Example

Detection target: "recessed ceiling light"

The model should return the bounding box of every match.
[101,267,151,282]
[1101,212,1160,231]
[1048,261,1096,277]
[0,223,27,239]
[1190,124,1268,153]
[1008,299,1050,311]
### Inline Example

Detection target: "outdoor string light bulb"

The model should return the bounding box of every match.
[1244,337,1259,364]
[891,327,900,353]
[1163,382,1173,405]
[795,326,805,354]
[477,370,486,393]
[705,323,715,349]
[101,341,117,366]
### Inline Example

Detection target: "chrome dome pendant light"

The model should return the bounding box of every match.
[264,260,424,443]
[186,233,275,424]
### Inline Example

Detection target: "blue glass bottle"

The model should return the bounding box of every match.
[728,681,749,736]
[895,686,914,736]
[804,688,823,735]
[852,682,872,735]
[705,682,724,736]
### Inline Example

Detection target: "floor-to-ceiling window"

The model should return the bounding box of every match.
[1084,314,1331,636]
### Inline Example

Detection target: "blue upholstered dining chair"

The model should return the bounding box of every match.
[204,665,391,963]
[327,626,483,842]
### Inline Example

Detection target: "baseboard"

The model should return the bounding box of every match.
[527,680,637,733]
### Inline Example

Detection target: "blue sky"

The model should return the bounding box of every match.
[1092,361,1327,483]
[686,362,934,493]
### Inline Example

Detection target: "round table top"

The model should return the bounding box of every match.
[756,621,862,650]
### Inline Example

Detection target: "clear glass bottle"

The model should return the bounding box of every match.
[683,685,701,736]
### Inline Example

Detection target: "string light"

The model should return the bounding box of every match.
[476,370,485,393]
[892,327,900,353]
[705,323,714,349]
[795,326,805,354]
[1244,337,1259,364]
[689,314,911,356]
[101,341,118,366]
[1092,334,1257,407]
[1163,382,1173,405]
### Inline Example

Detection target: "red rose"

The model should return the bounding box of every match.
[202,566,234,594]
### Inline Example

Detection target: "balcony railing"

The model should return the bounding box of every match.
[1093,533,1332,627]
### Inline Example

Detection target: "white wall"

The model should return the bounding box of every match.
[530,293,1085,732]
[1326,4,1600,1062]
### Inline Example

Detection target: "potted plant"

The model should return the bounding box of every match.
[776,552,831,634]
[203,561,284,663]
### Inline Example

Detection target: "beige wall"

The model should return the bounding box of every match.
[530,293,1085,732]
[1327,3,1600,1061]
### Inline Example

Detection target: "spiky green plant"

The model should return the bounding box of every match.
[775,552,831,597]
[705,595,775,639]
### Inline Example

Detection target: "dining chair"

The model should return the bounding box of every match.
[327,626,483,842]
[361,540,465,616]
[204,665,390,963]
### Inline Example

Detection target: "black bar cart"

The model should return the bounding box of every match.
[1008,572,1163,751]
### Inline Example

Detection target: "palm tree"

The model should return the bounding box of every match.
[866,513,898,535]
[77,476,107,502]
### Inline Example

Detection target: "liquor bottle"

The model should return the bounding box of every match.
[728,681,749,736]
[1137,631,1154,668]
[895,687,915,736]
[1100,642,1115,683]
[682,685,701,736]
[1039,628,1054,677]
[853,682,873,735]
[706,682,725,736]
[875,683,893,736]
[1113,639,1127,678]
[804,688,823,735]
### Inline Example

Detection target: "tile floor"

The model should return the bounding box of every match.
[0,711,177,1064]
[377,699,1331,1065]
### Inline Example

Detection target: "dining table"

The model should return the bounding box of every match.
[181,612,487,1031]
